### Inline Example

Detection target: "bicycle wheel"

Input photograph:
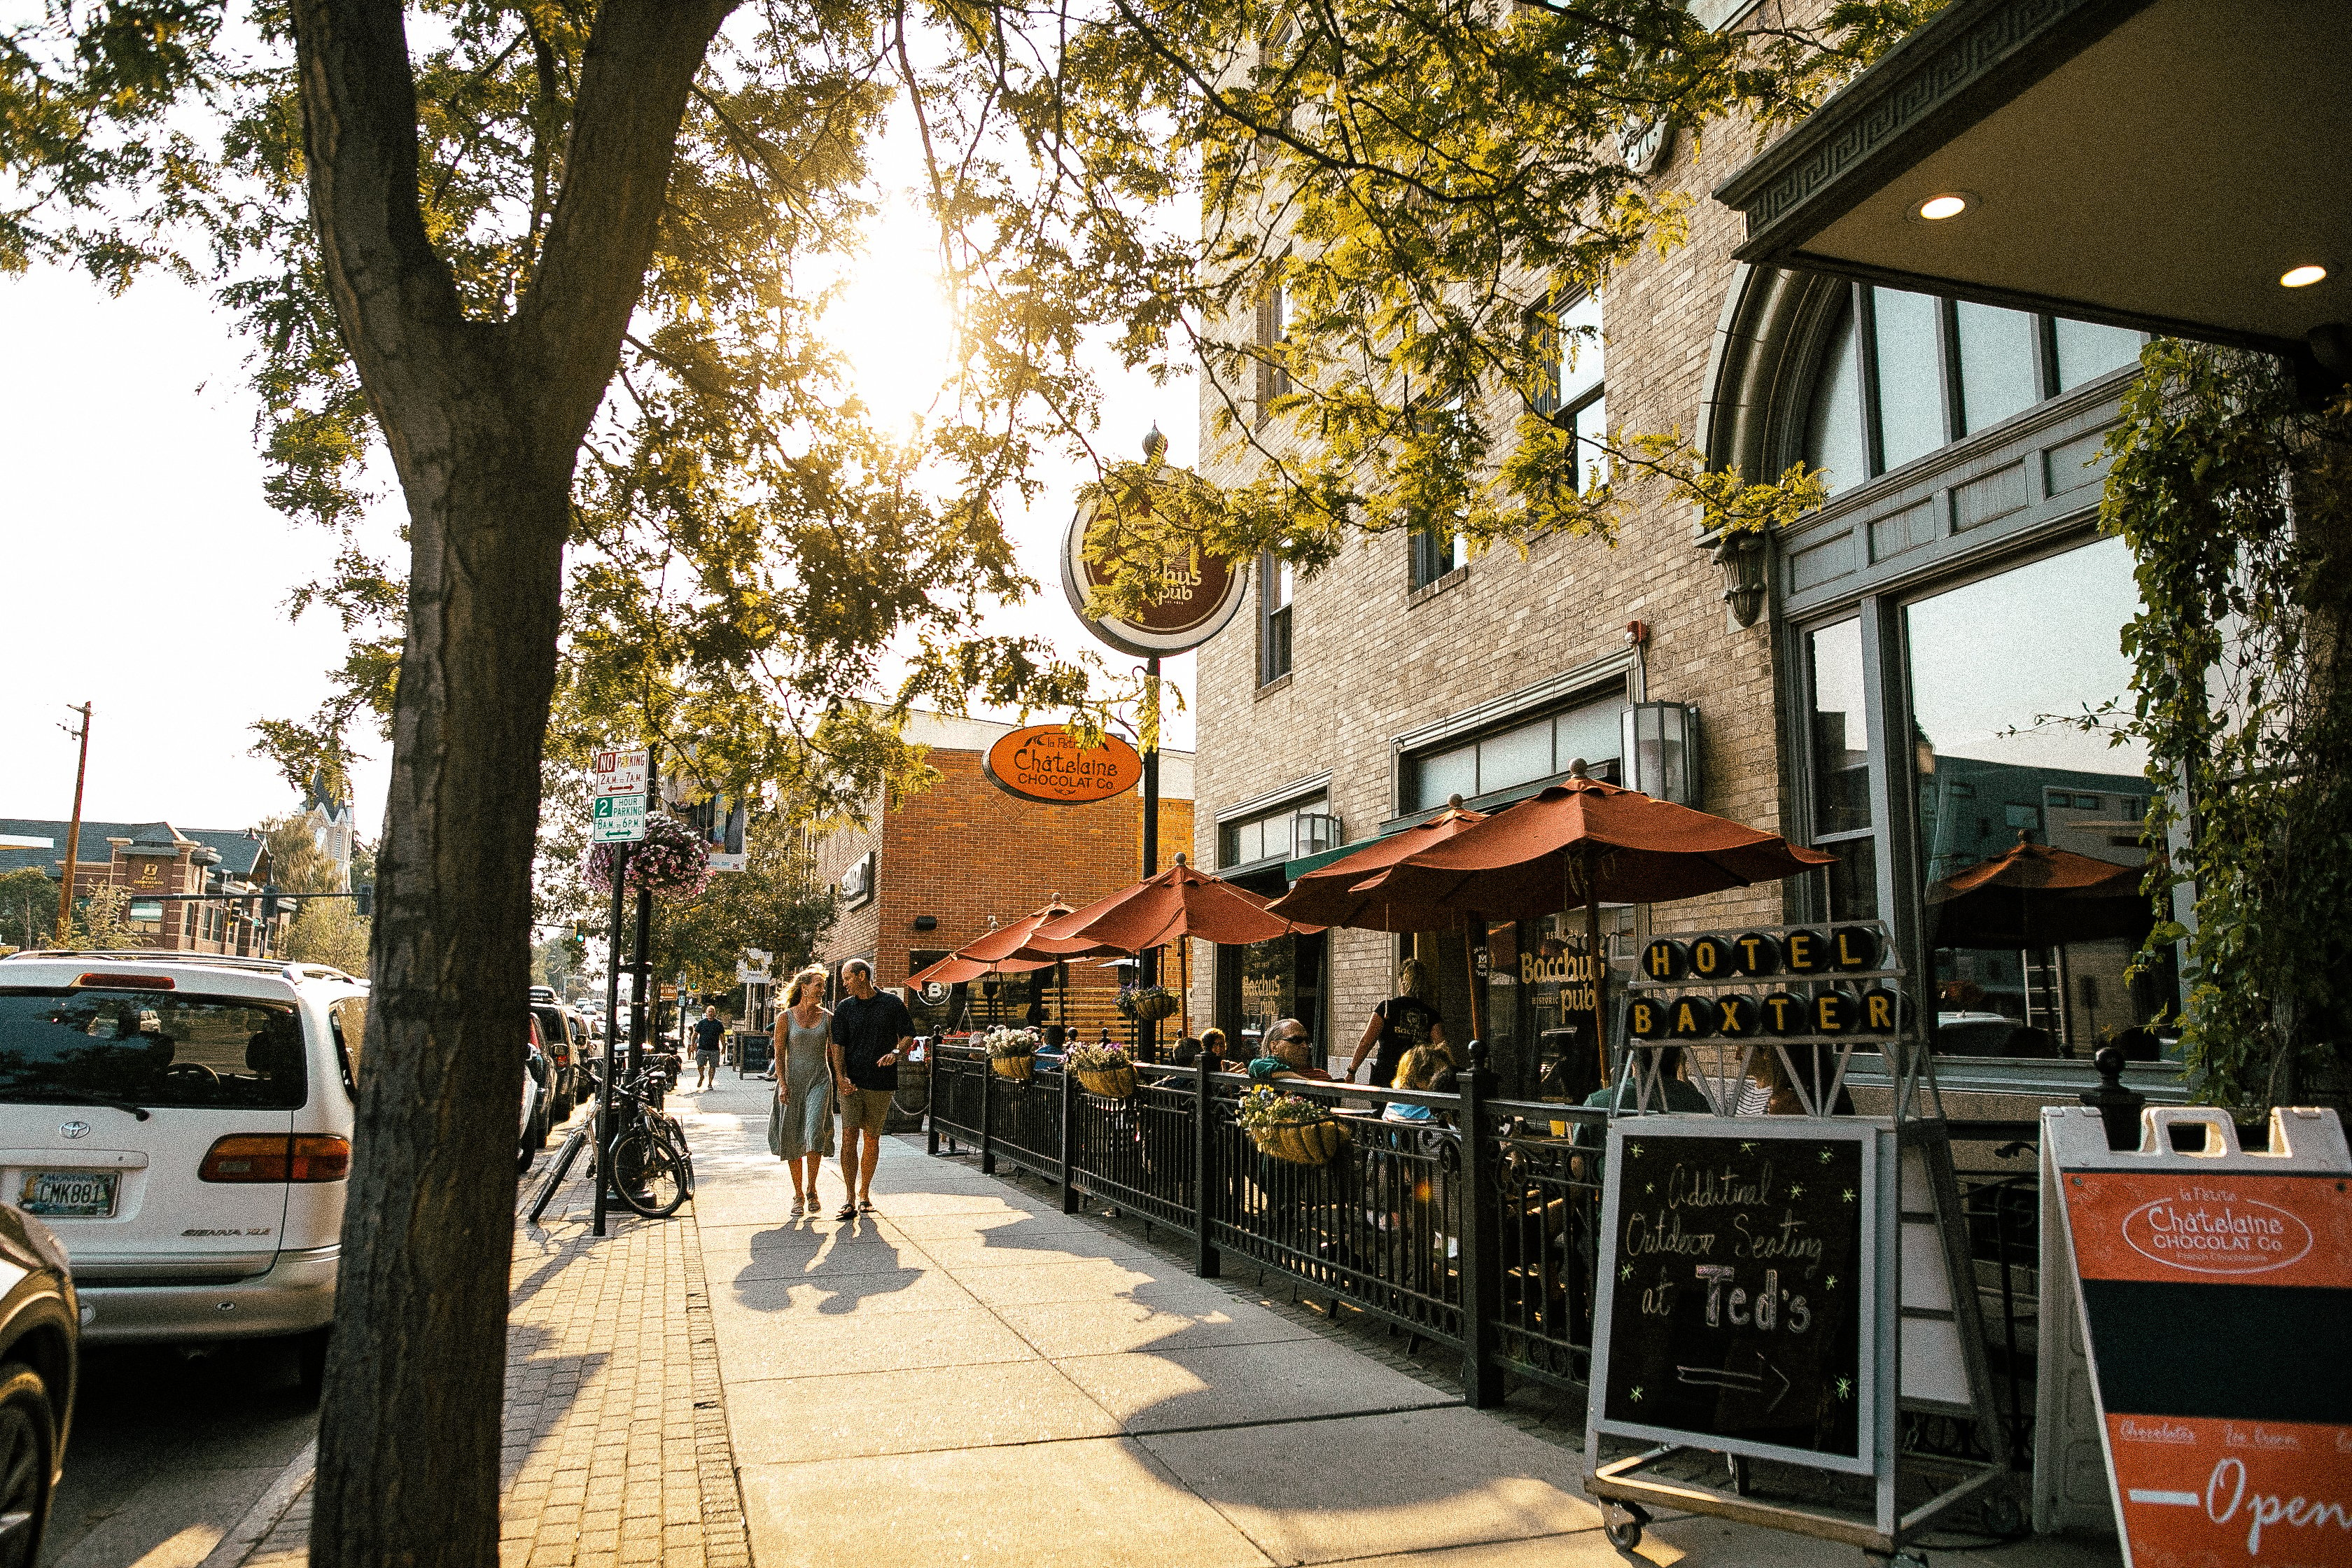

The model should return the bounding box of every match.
[608,1128,687,1217]
[527,1128,587,1224]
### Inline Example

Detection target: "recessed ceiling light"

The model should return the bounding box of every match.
[2280,264,2328,288]
[1918,193,1970,221]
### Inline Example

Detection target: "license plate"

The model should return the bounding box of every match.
[21,1170,119,1219]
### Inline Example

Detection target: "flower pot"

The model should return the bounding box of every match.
[1130,993,1177,1023]
[1077,1065,1137,1099]
[990,1054,1035,1082]
[1250,1119,1348,1165]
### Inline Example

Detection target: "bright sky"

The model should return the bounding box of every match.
[0,111,1197,847]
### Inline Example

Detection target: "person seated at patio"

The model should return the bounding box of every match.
[1247,1019,1331,1084]
[1198,1028,1231,1070]
[1381,1045,1451,1123]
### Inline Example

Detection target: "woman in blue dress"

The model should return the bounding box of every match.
[768,966,836,1214]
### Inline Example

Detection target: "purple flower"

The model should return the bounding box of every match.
[585,812,711,899]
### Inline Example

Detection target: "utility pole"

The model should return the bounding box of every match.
[56,704,91,944]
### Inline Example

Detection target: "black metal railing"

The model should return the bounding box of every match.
[923,1044,2043,1438]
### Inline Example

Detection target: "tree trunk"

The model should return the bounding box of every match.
[286,2,735,1562]
[312,404,569,1567]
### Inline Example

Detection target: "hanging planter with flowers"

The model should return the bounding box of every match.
[585,811,713,901]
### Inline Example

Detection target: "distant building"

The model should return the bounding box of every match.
[300,775,358,886]
[808,713,1194,1040]
[0,818,288,955]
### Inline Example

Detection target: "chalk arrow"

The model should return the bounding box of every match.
[1674,1354,1790,1411]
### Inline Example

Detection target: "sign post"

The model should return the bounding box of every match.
[589,745,649,1238]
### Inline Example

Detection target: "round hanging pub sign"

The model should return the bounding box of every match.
[1060,496,1247,658]
[983,724,1146,806]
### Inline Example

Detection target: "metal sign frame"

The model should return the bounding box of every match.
[1583,918,2013,1560]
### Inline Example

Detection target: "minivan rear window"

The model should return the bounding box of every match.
[0,988,309,1110]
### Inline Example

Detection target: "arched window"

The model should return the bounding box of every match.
[1802,286,2143,494]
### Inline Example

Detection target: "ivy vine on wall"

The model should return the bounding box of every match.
[2100,345,2352,1110]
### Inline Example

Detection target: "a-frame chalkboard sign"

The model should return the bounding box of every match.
[1582,921,2013,1567]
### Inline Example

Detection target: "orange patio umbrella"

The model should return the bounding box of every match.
[1033,855,1320,1041]
[1266,797,1498,1041]
[906,899,1074,1024]
[1354,764,1833,1082]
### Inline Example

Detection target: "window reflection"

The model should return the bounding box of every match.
[1808,620,1871,835]
[1905,538,2174,1058]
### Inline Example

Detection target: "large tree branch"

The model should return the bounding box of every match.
[288,0,470,454]
[517,0,738,450]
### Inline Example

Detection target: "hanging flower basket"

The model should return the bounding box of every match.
[1066,1042,1137,1098]
[985,1026,1039,1081]
[584,812,711,900]
[1118,985,1178,1024]
[1249,1119,1350,1166]
[1238,1086,1350,1165]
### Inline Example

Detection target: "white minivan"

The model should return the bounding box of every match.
[0,949,364,1383]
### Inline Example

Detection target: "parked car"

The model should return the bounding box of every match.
[519,1018,549,1174]
[526,990,578,1119]
[0,1202,78,1563]
[0,950,360,1399]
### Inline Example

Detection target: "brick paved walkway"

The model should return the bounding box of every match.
[241,1109,750,1568]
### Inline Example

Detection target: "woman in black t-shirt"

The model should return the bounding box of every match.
[1343,958,1448,1087]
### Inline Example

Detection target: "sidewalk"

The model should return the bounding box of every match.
[228,1078,2124,1567]
[687,1079,2120,1568]
[237,1112,752,1568]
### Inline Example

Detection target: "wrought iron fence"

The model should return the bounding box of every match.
[922,1045,2044,1437]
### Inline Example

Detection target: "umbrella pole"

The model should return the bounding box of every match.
[1463,909,1487,1046]
[1580,848,1609,1088]
[1179,940,1191,1044]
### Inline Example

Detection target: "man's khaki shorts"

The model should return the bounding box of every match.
[838,1086,893,1137]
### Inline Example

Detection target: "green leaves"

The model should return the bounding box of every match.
[2100,345,2352,1107]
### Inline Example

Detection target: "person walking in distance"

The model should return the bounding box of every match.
[692,1004,726,1091]
[828,959,913,1219]
[769,967,835,1214]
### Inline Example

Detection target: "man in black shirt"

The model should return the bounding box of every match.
[827,959,913,1219]
[692,1005,725,1089]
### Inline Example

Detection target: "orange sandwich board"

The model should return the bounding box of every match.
[2041,1104,2351,1568]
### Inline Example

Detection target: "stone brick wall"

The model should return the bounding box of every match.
[1189,108,1801,1040]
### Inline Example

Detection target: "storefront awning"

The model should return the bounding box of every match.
[1714,0,2350,358]
[1282,841,1362,883]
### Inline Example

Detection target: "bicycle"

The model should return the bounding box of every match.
[525,1063,694,1223]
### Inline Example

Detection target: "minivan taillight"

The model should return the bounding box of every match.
[200,1134,352,1183]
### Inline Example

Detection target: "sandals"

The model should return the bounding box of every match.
[834,1203,858,1221]
[858,1199,876,1214]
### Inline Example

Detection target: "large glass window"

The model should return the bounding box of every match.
[1404,691,1624,811]
[1805,286,2146,495]
[1805,620,1878,920]
[1219,794,1329,869]
[1904,537,2170,1058]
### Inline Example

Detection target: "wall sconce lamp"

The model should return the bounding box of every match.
[912,914,938,931]
[1712,530,1770,628]
[1620,701,1701,806]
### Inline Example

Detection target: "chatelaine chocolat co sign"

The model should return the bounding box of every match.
[2045,1105,2351,1567]
[1060,496,1247,659]
[983,725,1144,806]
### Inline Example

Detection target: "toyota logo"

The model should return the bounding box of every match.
[58,1121,91,1140]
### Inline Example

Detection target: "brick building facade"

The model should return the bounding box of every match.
[0,818,284,955]
[1186,24,2174,1109]
[809,713,1194,1038]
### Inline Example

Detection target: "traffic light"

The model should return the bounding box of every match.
[260,885,282,923]
[354,883,374,918]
